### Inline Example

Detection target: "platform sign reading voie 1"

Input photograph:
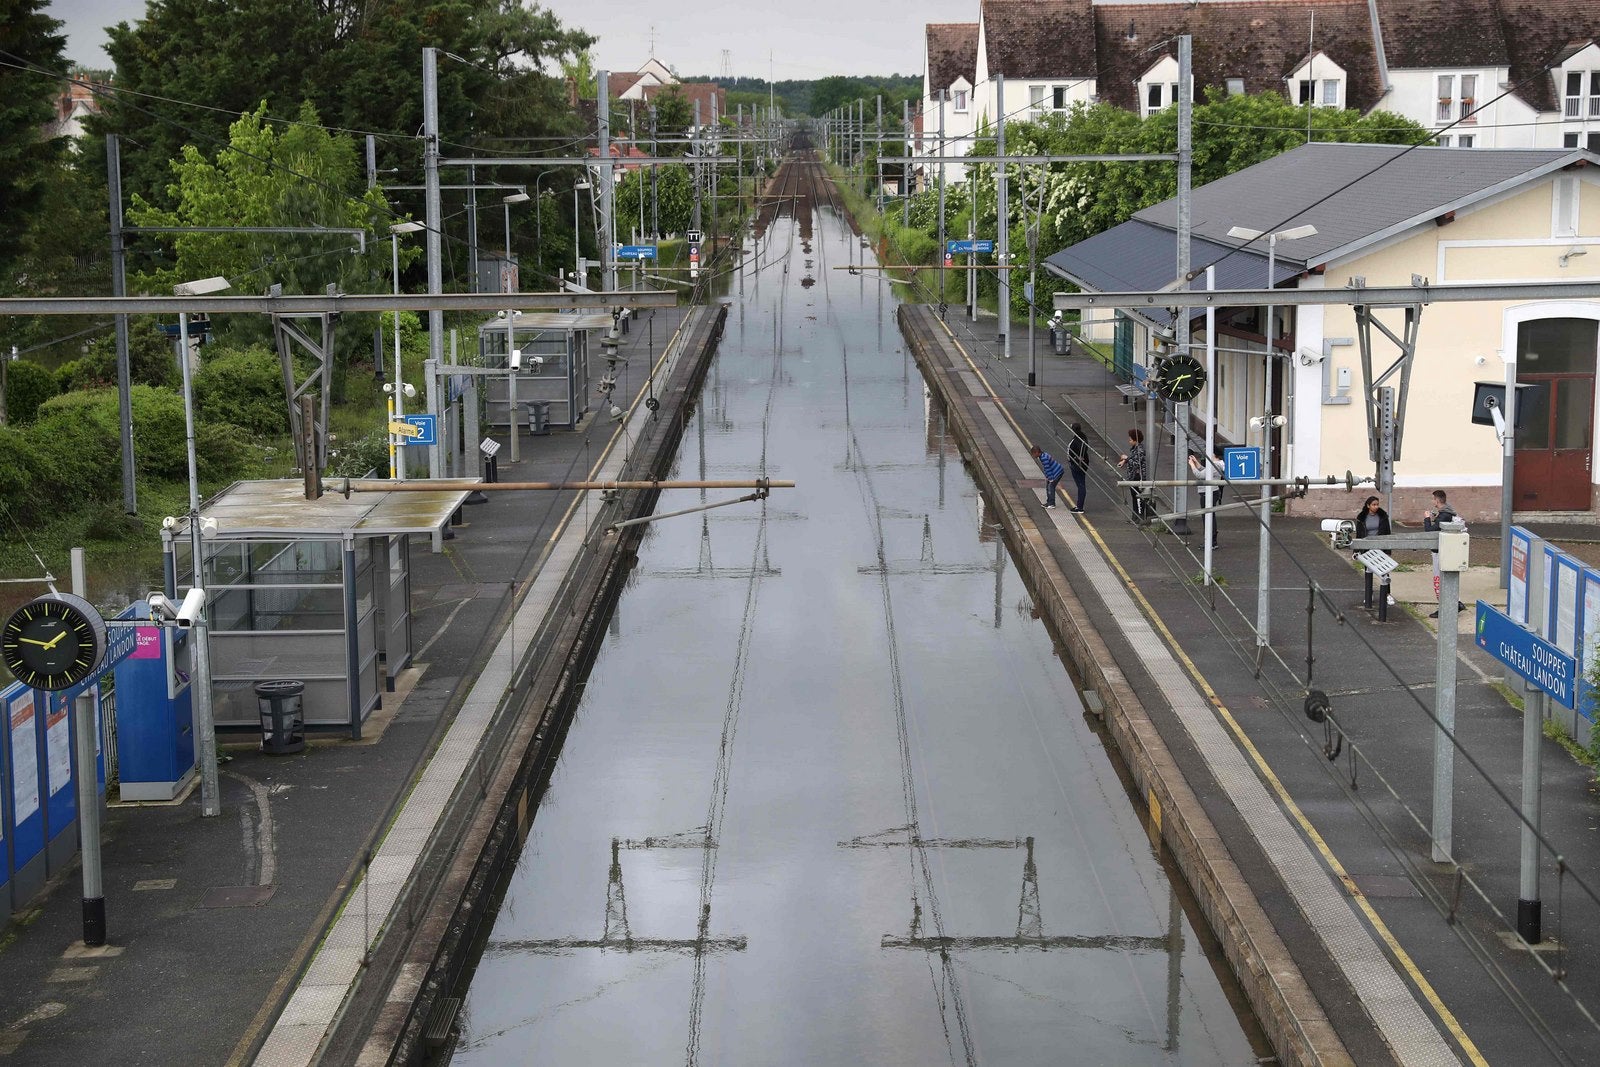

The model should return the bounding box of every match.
[1476,600,1577,709]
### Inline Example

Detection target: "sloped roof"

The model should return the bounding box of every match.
[927,22,978,89]
[1044,220,1292,325]
[1093,1,1382,112]
[609,72,644,97]
[1374,0,1508,70]
[1496,0,1600,112]
[1134,142,1587,267]
[982,0,1096,80]
[644,81,728,121]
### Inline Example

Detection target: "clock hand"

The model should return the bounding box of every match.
[43,629,69,650]
[18,636,56,647]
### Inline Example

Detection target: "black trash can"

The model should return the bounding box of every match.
[254,680,307,755]
[526,400,551,436]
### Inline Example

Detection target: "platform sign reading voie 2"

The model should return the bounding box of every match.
[1476,601,1577,709]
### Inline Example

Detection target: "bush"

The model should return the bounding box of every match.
[327,429,388,478]
[194,345,290,436]
[58,320,179,392]
[4,359,59,423]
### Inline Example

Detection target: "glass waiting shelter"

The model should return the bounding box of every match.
[477,310,608,430]
[163,479,475,738]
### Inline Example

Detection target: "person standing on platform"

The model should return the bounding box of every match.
[1355,495,1395,607]
[1423,489,1465,618]
[1030,444,1064,510]
[1188,442,1225,548]
[1118,428,1148,524]
[1067,424,1089,513]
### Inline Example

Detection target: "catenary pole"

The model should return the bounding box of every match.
[107,135,136,514]
[1172,36,1193,535]
[420,46,444,481]
[996,71,1010,359]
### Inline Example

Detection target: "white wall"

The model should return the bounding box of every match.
[1379,67,1543,148]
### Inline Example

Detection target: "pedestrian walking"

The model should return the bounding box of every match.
[1030,444,1065,509]
[1066,424,1089,513]
[1355,495,1395,607]
[1188,442,1225,548]
[1118,428,1148,524]
[1423,489,1466,618]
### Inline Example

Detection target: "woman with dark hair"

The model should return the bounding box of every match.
[1354,496,1395,606]
[1118,428,1148,524]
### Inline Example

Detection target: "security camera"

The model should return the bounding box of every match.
[530,354,544,366]
[1298,347,1324,366]
[147,592,178,620]
[509,349,522,370]
[402,383,417,399]
[609,403,625,421]
[175,587,208,628]
[1320,518,1355,549]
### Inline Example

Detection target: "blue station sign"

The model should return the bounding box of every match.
[401,413,437,447]
[616,245,658,260]
[946,239,994,255]
[1222,447,1261,481]
[1476,601,1577,709]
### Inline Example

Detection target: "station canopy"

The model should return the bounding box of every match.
[169,479,477,540]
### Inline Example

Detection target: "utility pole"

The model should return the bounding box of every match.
[937,91,947,312]
[692,101,703,233]
[420,46,444,481]
[650,106,659,241]
[467,162,479,292]
[710,89,719,258]
[875,95,883,215]
[598,70,616,294]
[997,72,1010,358]
[903,98,911,229]
[1172,35,1194,535]
[107,135,136,514]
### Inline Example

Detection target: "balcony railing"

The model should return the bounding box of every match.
[1565,96,1581,118]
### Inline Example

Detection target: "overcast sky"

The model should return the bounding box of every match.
[49,0,980,77]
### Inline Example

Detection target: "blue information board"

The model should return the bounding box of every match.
[946,239,994,255]
[1476,601,1577,709]
[1222,447,1261,481]
[402,414,437,447]
[616,245,658,260]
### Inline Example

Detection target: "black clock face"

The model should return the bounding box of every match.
[2,594,107,691]
[1157,355,1207,402]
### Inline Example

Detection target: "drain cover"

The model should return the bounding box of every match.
[201,885,276,908]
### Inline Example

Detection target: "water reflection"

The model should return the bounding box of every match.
[453,162,1263,1066]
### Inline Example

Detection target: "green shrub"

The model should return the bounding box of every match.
[0,427,41,505]
[327,429,388,478]
[194,345,290,436]
[60,321,179,391]
[4,359,59,423]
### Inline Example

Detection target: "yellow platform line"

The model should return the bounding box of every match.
[932,314,1487,1067]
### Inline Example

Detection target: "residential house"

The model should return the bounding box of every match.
[923,0,1600,172]
[1045,143,1600,520]
[46,71,109,141]
[922,22,980,185]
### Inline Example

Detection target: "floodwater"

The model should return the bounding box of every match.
[453,161,1265,1066]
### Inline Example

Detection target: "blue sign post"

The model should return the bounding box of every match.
[401,414,437,447]
[616,245,658,261]
[1476,601,1577,709]
[1222,447,1261,481]
[946,239,994,255]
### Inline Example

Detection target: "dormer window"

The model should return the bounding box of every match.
[1138,56,1184,117]
[953,89,968,112]
[1290,54,1345,111]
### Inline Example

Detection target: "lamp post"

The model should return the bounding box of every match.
[531,170,562,281]
[389,221,425,479]
[503,192,531,462]
[574,180,592,287]
[173,274,230,819]
[1226,223,1317,651]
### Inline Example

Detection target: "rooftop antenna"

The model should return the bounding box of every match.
[647,23,658,58]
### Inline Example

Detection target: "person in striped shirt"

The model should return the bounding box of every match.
[1030,445,1065,509]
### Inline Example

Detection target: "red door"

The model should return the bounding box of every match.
[1514,373,1594,511]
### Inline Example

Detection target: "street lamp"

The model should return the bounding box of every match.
[389,221,425,479]
[532,169,563,280]
[574,180,593,286]
[172,274,229,819]
[1225,222,1317,650]
[503,192,532,462]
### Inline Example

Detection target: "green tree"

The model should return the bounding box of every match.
[651,86,695,157]
[0,0,69,286]
[614,165,694,237]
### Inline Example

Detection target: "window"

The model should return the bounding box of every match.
[1298,79,1313,105]
[1437,135,1451,147]
[1589,132,1600,152]
[1565,132,1581,148]
[1555,176,1579,238]
[1459,74,1477,123]
[1029,85,1045,112]
[953,89,968,112]
[1052,85,1068,109]
[1437,75,1454,122]
[1566,71,1582,118]
[1457,134,1475,148]
[1591,72,1600,117]
[1146,82,1162,115]
[1226,77,1245,96]
[1322,79,1339,106]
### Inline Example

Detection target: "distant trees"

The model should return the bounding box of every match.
[0,0,69,287]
